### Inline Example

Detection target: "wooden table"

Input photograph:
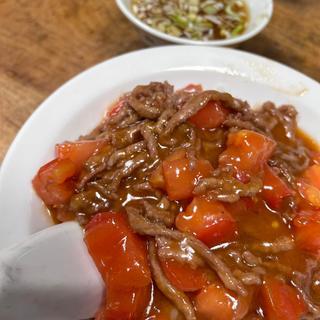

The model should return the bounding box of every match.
[0,0,319,161]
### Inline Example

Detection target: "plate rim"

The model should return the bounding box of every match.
[0,45,319,249]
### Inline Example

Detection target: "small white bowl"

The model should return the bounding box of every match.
[116,0,273,46]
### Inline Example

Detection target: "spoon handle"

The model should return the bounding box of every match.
[0,221,104,320]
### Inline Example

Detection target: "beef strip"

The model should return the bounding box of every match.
[156,236,205,269]
[107,141,146,168]
[128,82,174,119]
[171,88,199,110]
[116,107,140,128]
[155,108,177,133]
[293,260,320,318]
[163,90,248,135]
[126,207,247,296]
[233,270,262,286]
[185,126,198,169]
[194,175,263,203]
[263,103,298,140]
[250,236,295,254]
[69,189,110,215]
[77,141,146,190]
[107,153,148,192]
[110,121,145,148]
[107,101,131,125]
[132,181,156,192]
[268,157,296,186]
[143,200,175,227]
[273,142,310,173]
[141,123,159,160]
[223,113,263,133]
[242,251,261,267]
[148,240,197,320]
[157,196,171,210]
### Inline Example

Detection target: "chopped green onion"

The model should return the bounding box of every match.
[169,14,189,29]
[131,0,248,41]
[202,5,218,15]
[166,25,183,36]
[231,23,244,36]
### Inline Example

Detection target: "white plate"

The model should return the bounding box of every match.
[0,45,319,250]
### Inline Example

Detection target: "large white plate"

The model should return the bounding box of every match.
[0,46,319,250]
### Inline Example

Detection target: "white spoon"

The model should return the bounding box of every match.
[0,222,104,320]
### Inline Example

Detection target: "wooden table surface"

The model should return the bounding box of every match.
[0,0,319,161]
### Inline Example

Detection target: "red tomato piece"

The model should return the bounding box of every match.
[107,99,126,117]
[303,164,320,189]
[149,149,187,190]
[219,130,276,180]
[195,284,250,320]
[181,83,203,93]
[146,291,179,320]
[262,165,294,209]
[311,152,320,165]
[56,140,106,172]
[261,276,306,320]
[95,276,150,320]
[165,148,187,161]
[85,212,151,288]
[163,158,213,200]
[32,158,76,205]
[293,211,320,256]
[297,179,320,209]
[176,197,237,247]
[163,158,195,200]
[149,165,166,190]
[160,259,208,292]
[189,101,229,129]
[86,213,151,320]
[55,208,74,222]
[297,164,320,208]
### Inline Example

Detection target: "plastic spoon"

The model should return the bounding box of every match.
[0,222,104,320]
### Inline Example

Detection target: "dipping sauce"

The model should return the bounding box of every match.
[131,0,249,40]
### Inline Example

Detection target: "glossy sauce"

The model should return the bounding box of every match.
[46,121,320,319]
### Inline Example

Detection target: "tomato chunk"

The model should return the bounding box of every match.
[56,140,106,172]
[303,164,320,189]
[32,158,76,205]
[181,83,203,93]
[262,165,294,209]
[107,99,126,118]
[189,101,229,129]
[297,180,320,209]
[261,276,306,320]
[293,211,320,256]
[85,212,151,287]
[149,149,186,190]
[176,197,237,247]
[219,130,276,180]
[85,212,151,320]
[195,284,250,320]
[160,259,208,292]
[95,276,150,320]
[149,165,166,190]
[162,158,194,200]
[311,152,320,165]
[162,152,213,200]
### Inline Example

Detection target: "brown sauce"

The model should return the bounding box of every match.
[34,82,320,319]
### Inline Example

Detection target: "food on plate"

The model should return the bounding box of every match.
[33,81,320,319]
[131,0,248,40]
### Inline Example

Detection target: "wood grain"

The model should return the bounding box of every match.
[0,0,319,161]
